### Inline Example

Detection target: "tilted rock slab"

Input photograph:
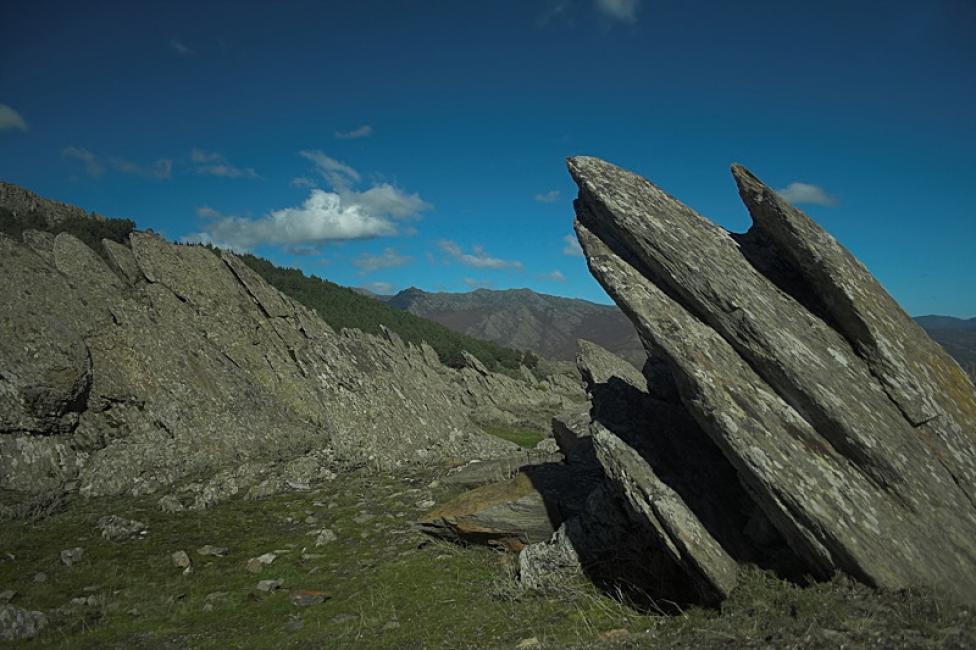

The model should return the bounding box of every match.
[568,155,976,601]
[0,222,570,499]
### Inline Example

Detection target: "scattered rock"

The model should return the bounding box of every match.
[256,579,283,592]
[353,512,375,524]
[171,550,192,574]
[196,545,229,557]
[0,591,14,604]
[289,590,329,607]
[32,573,46,584]
[0,604,48,641]
[382,620,401,631]
[313,529,338,547]
[60,547,84,567]
[96,515,147,542]
[247,552,278,573]
[516,637,540,649]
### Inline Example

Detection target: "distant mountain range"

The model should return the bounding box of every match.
[373,287,976,375]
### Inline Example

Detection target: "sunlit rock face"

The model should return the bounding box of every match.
[561,155,976,603]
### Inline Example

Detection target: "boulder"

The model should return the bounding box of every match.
[567,155,976,602]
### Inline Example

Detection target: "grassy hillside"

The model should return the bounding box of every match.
[0,206,134,257]
[232,253,536,371]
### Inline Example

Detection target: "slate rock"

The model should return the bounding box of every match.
[0,604,48,641]
[568,155,976,602]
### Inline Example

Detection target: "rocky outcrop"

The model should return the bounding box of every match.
[0,206,581,503]
[562,156,976,602]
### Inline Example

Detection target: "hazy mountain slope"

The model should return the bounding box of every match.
[384,287,646,366]
[382,286,975,376]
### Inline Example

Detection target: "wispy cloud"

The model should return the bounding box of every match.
[538,270,566,282]
[562,234,584,257]
[438,240,524,270]
[196,206,225,219]
[169,38,194,56]
[63,147,171,180]
[353,247,412,274]
[776,182,837,207]
[109,157,172,180]
[190,149,259,179]
[464,278,494,289]
[534,190,560,204]
[62,147,104,178]
[170,38,193,55]
[0,104,28,132]
[185,151,430,251]
[539,1,573,26]
[335,125,373,140]
[595,0,640,23]
[291,176,316,188]
[364,281,396,295]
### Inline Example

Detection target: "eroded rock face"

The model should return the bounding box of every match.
[0,207,580,501]
[567,156,976,602]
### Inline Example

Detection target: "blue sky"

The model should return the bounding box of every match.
[1,0,973,316]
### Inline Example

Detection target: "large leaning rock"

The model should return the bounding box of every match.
[568,155,976,602]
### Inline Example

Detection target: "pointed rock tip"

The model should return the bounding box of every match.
[566,155,616,185]
[729,163,767,193]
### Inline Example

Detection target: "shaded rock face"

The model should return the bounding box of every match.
[566,156,976,602]
[0,220,576,501]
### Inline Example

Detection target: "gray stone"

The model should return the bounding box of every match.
[313,529,337,547]
[0,604,47,641]
[568,155,976,602]
[97,515,147,541]
[197,545,228,557]
[171,550,192,574]
[60,547,83,567]
[256,578,283,592]
[247,552,277,573]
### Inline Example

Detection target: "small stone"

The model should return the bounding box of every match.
[247,552,278,573]
[171,550,192,574]
[157,494,185,513]
[428,480,441,488]
[598,628,630,641]
[331,613,357,625]
[516,638,540,649]
[416,499,435,510]
[353,512,374,525]
[96,515,147,542]
[0,591,14,604]
[60,547,84,567]
[289,590,328,607]
[382,620,400,631]
[256,579,283,592]
[0,604,47,641]
[32,573,46,584]
[304,515,318,525]
[197,545,229,557]
[314,528,338,547]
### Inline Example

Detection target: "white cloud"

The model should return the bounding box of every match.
[190,149,259,179]
[109,157,172,180]
[291,176,316,188]
[438,240,524,270]
[170,38,193,55]
[185,189,401,251]
[776,182,837,207]
[534,190,560,204]
[0,104,28,132]
[538,270,566,282]
[562,234,584,257]
[196,206,224,219]
[595,0,640,23]
[353,247,412,274]
[298,149,429,220]
[464,278,494,289]
[335,125,373,140]
[62,147,104,178]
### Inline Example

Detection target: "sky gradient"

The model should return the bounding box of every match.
[1,0,974,316]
